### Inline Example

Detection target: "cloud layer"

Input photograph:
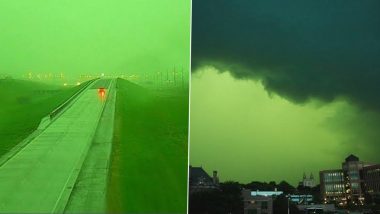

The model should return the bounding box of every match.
[192,0,380,109]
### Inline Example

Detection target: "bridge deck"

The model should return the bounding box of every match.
[0,79,110,213]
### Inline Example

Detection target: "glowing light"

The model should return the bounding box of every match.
[63,83,68,86]
[98,88,106,100]
[76,82,81,86]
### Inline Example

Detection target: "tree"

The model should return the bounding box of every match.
[310,184,322,203]
[220,182,244,214]
[277,181,296,195]
[189,181,244,214]
[273,195,301,214]
[243,181,277,191]
[189,189,225,214]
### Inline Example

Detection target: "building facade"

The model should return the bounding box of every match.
[290,194,313,204]
[189,166,219,193]
[320,155,380,206]
[341,154,366,205]
[362,164,380,201]
[242,190,282,214]
[300,172,315,188]
[320,169,345,204]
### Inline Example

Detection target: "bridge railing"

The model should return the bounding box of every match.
[49,78,98,120]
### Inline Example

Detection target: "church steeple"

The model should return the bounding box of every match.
[301,172,315,188]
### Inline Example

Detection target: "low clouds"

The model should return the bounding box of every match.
[192,0,380,110]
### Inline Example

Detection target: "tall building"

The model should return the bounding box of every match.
[320,169,345,204]
[320,154,380,207]
[341,154,366,205]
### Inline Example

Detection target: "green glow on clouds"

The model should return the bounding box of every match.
[190,66,379,185]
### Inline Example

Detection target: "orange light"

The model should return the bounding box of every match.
[98,88,106,99]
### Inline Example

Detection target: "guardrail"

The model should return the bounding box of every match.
[49,78,98,120]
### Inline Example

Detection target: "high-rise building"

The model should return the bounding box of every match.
[320,155,380,207]
[341,154,367,205]
[320,169,345,204]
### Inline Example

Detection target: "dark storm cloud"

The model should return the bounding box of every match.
[192,0,380,109]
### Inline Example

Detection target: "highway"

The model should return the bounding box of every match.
[0,78,115,213]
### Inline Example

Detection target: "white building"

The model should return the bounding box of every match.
[300,172,315,188]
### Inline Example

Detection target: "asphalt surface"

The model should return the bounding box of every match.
[64,78,116,213]
[0,79,113,213]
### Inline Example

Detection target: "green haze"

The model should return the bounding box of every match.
[0,0,190,82]
[0,79,84,157]
[108,79,188,212]
[190,67,380,185]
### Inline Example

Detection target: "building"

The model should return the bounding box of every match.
[297,204,336,213]
[341,154,367,205]
[189,166,219,193]
[300,172,315,188]
[289,194,313,204]
[362,164,380,201]
[320,169,345,204]
[242,190,282,214]
[320,154,380,206]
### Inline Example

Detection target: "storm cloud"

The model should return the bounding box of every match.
[192,0,380,110]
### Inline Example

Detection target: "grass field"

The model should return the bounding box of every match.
[107,79,189,213]
[0,79,84,157]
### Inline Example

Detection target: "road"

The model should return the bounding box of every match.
[0,78,115,213]
[64,78,116,213]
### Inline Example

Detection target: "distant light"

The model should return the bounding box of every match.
[101,73,105,77]
[251,191,283,197]
[63,83,68,86]
[76,82,81,86]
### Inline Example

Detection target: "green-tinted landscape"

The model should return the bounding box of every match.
[0,0,190,83]
[1,0,191,212]
[0,79,83,157]
[0,78,189,212]
[107,79,188,213]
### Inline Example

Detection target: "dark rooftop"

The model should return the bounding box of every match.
[345,154,359,162]
[189,166,213,185]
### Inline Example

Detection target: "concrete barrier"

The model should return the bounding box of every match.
[49,78,98,120]
[1,79,98,166]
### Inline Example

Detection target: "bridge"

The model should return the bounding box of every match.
[0,78,116,213]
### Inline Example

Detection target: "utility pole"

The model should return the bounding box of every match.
[181,67,184,90]
[173,66,176,87]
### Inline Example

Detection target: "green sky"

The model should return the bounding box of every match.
[0,0,190,81]
[190,66,380,185]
